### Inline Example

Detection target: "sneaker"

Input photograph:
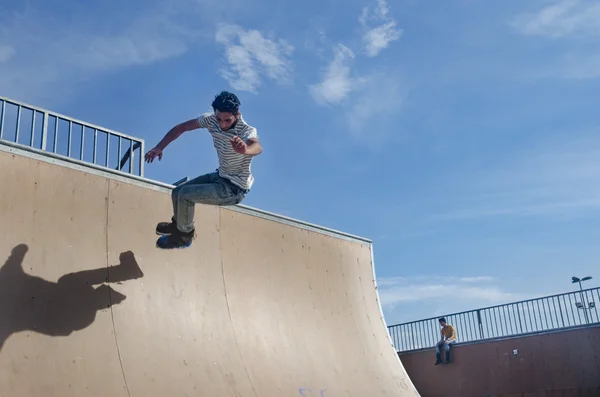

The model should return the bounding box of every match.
[156,228,195,249]
[156,218,177,235]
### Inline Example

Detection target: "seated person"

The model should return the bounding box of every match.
[435,317,457,365]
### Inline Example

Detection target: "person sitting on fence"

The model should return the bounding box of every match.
[435,317,457,365]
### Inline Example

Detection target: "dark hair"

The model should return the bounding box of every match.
[438,317,446,323]
[211,91,240,114]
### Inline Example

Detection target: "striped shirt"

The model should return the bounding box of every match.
[196,112,259,190]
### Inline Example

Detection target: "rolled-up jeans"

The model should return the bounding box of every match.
[171,171,247,233]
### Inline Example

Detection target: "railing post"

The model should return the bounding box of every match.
[0,99,5,139]
[41,111,48,151]
[129,140,134,174]
[140,140,145,177]
[29,111,35,147]
[67,121,72,157]
[93,129,98,164]
[15,105,21,143]
[477,309,484,339]
[105,133,110,168]
[581,290,590,325]
[80,126,85,160]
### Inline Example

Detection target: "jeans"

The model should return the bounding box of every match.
[171,171,248,233]
[436,339,455,354]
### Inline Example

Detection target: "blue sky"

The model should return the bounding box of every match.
[1,0,599,326]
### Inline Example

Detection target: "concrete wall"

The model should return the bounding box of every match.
[399,325,600,397]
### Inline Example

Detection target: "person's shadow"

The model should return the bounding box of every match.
[0,243,144,352]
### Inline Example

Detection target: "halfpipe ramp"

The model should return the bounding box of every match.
[0,143,418,397]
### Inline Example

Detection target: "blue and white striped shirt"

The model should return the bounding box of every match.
[196,112,259,190]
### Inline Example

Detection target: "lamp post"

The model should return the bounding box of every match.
[571,276,593,324]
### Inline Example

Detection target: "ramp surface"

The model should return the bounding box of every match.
[0,145,419,397]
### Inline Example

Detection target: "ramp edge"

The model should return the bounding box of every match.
[0,140,371,244]
[370,245,421,396]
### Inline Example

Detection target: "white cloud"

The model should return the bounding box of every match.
[359,0,403,57]
[510,0,600,38]
[508,1,600,81]
[377,275,494,288]
[427,132,600,221]
[455,276,495,283]
[215,24,294,93]
[307,0,406,144]
[308,44,363,105]
[344,70,408,139]
[0,4,203,103]
[308,43,408,146]
[378,275,521,311]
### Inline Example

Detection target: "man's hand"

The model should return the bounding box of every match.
[230,136,248,154]
[230,136,262,156]
[145,147,163,163]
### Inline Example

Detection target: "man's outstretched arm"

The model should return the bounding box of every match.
[154,118,200,150]
[145,118,201,163]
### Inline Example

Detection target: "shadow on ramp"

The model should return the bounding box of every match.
[0,244,143,352]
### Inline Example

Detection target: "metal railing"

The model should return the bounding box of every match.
[388,287,600,353]
[0,95,144,177]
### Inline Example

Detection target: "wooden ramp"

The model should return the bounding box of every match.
[0,144,419,397]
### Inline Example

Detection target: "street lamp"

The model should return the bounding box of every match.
[572,276,594,324]
[572,276,592,287]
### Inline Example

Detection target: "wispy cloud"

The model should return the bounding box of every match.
[378,275,494,288]
[307,0,406,144]
[308,44,363,105]
[359,0,403,57]
[509,0,600,80]
[378,275,521,311]
[0,1,286,103]
[428,132,600,222]
[344,70,408,140]
[510,0,600,38]
[455,276,495,283]
[0,3,204,103]
[309,45,408,146]
[215,24,294,93]
[308,0,409,148]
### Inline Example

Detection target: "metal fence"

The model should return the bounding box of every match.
[387,287,600,353]
[0,95,144,177]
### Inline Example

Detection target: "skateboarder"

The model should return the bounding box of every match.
[144,91,262,249]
